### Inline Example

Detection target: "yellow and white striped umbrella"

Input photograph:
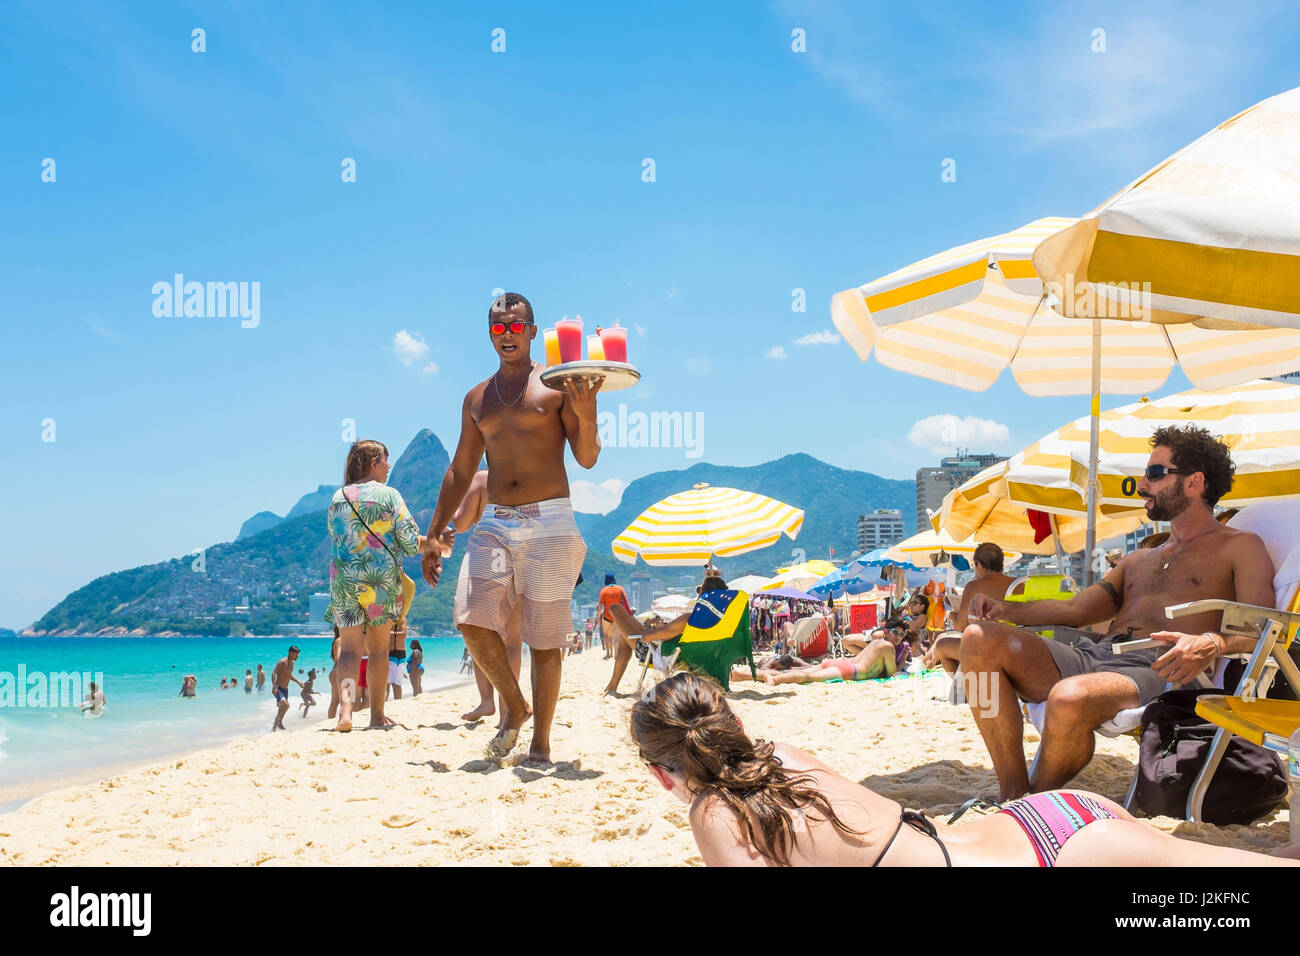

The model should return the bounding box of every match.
[761,560,838,591]
[938,461,1147,555]
[611,483,805,566]
[940,379,1300,542]
[830,217,1192,395]
[1035,86,1300,342]
[884,529,1021,567]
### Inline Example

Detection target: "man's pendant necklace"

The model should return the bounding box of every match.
[493,364,533,407]
[1160,524,1215,572]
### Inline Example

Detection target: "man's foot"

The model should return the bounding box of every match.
[366,714,396,730]
[484,704,532,762]
[461,701,495,722]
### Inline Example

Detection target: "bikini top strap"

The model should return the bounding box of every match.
[874,809,952,867]
[870,814,907,868]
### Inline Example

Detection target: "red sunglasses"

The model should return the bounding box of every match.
[490,321,532,335]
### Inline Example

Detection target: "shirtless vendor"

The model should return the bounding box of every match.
[421,293,601,763]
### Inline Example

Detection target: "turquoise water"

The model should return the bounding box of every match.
[0,636,470,810]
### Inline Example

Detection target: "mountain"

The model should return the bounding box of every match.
[237,510,284,540]
[27,435,913,636]
[286,485,337,519]
[567,453,915,608]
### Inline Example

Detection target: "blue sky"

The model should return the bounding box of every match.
[3,1,1298,628]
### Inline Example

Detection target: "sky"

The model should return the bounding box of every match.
[2,0,1298,629]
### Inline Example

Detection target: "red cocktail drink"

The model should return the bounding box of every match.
[555,318,584,363]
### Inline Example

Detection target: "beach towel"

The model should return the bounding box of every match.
[660,589,756,691]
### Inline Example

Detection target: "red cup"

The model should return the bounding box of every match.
[600,325,628,363]
[555,318,584,363]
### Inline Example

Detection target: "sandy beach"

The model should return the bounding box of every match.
[1,651,1290,866]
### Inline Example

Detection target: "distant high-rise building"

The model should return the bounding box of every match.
[308,592,331,625]
[857,509,904,552]
[629,572,654,613]
[915,452,1007,530]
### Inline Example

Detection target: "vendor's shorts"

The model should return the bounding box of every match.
[454,498,586,651]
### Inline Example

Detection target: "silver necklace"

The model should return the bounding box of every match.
[1159,523,1216,571]
[493,364,533,407]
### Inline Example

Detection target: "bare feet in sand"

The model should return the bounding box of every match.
[366,714,396,730]
[484,704,533,762]
[461,701,495,722]
[337,684,354,732]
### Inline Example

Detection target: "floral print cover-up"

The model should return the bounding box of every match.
[327,481,421,627]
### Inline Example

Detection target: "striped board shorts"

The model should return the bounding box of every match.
[454,498,586,650]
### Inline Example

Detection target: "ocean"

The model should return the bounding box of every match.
[0,636,472,812]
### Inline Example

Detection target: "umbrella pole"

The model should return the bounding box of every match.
[1050,513,1067,578]
[1084,314,1102,587]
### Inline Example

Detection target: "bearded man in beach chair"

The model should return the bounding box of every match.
[959,426,1276,802]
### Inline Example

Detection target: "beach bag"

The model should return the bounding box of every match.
[1134,688,1287,824]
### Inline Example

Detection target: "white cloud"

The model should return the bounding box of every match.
[421,361,439,375]
[908,414,1012,456]
[634,323,648,338]
[393,329,430,365]
[570,478,627,515]
[685,357,711,375]
[767,345,788,359]
[666,286,679,300]
[794,330,841,346]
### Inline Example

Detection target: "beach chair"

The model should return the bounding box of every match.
[635,591,756,694]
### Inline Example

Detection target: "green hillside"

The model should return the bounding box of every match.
[28,431,913,636]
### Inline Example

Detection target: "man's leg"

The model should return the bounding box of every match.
[461,623,530,733]
[959,622,1063,801]
[1031,672,1138,792]
[602,606,645,694]
[462,623,498,721]
[527,648,563,762]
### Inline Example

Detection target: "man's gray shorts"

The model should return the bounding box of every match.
[1038,632,1168,707]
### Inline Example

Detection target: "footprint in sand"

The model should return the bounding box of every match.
[382,813,419,829]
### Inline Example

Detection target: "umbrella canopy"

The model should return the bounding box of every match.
[941,379,1300,539]
[762,560,838,591]
[884,530,1021,567]
[1035,87,1300,340]
[611,483,804,566]
[938,459,1147,555]
[650,593,693,616]
[727,573,775,592]
[829,216,1216,396]
[761,586,823,601]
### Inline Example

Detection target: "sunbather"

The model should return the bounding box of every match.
[758,636,898,685]
[602,575,730,694]
[631,673,1300,867]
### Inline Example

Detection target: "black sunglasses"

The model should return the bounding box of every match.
[1144,464,1186,481]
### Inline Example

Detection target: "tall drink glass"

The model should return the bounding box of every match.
[555,317,584,363]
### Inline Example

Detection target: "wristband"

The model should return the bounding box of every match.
[1203,632,1226,655]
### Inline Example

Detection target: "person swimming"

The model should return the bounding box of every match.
[629,673,1300,867]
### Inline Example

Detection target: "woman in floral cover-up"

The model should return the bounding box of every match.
[327,439,425,731]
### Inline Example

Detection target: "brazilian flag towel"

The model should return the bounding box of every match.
[661,589,755,691]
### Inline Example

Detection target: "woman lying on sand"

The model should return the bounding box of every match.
[631,673,1299,867]
[758,634,902,685]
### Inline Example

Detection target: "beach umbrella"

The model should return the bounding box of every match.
[761,560,838,591]
[650,593,693,616]
[611,483,804,566]
[727,573,775,592]
[1034,87,1300,337]
[829,216,1208,396]
[1029,87,1300,570]
[884,529,1021,568]
[937,459,1147,556]
[940,380,1300,552]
